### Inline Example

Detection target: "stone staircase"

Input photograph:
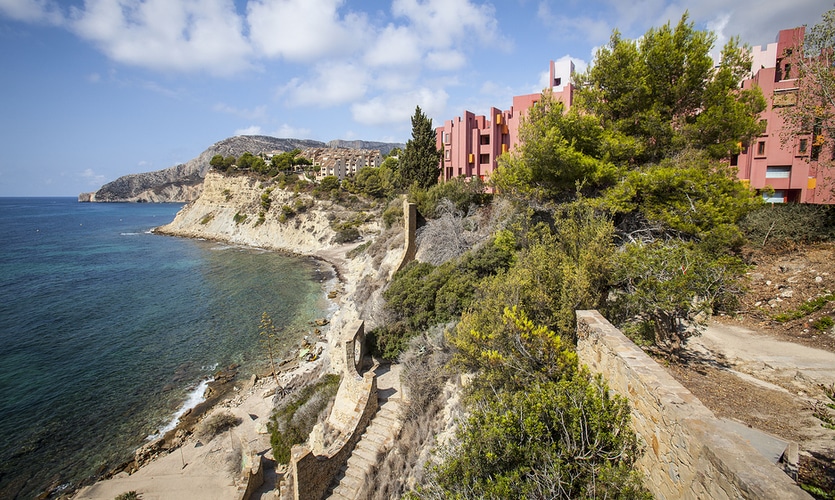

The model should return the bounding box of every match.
[328,364,404,500]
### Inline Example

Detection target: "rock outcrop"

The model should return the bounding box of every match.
[79,136,403,203]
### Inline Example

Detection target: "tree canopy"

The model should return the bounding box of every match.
[400,106,441,189]
[577,13,765,164]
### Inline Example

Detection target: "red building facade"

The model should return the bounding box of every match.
[735,27,835,204]
[436,59,574,183]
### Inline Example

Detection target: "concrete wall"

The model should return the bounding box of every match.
[393,200,416,276]
[575,310,811,500]
[288,320,379,500]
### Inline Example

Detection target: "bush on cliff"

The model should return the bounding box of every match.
[268,374,341,464]
[423,307,648,499]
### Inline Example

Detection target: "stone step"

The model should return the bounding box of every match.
[345,452,374,471]
[351,445,380,465]
[333,472,365,493]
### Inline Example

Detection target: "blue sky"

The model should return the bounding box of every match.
[0,0,830,196]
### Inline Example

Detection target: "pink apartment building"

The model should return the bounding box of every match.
[436,59,575,183]
[734,27,835,204]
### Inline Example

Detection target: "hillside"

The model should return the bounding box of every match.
[78,136,404,203]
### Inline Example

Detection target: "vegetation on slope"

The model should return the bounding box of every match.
[372,13,789,499]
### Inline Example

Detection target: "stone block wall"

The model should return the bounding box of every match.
[575,310,811,500]
[393,200,417,276]
[288,321,378,500]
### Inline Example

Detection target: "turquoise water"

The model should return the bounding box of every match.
[0,198,331,499]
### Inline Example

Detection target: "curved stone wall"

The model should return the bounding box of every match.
[288,320,378,500]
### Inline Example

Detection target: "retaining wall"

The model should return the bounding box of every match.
[575,310,811,500]
[393,199,416,276]
[289,320,378,500]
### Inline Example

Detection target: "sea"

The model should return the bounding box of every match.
[0,197,332,499]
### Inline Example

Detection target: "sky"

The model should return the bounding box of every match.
[0,0,831,196]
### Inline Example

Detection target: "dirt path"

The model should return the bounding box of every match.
[667,319,835,494]
[689,322,835,395]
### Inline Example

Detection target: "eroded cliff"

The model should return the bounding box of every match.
[156,171,402,258]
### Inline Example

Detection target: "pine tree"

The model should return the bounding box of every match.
[400,106,441,189]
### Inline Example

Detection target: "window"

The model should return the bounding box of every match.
[443,132,451,144]
[730,155,738,166]
[799,138,808,154]
[444,148,451,160]
[766,166,791,178]
[479,154,490,164]
[763,190,786,203]
[784,63,792,79]
[757,141,766,156]
[480,134,490,145]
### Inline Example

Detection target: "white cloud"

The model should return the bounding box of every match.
[364,24,422,67]
[0,0,64,24]
[70,0,252,75]
[277,62,369,107]
[425,50,467,72]
[392,0,509,51]
[213,103,268,120]
[247,0,369,61]
[234,125,263,135]
[351,87,448,126]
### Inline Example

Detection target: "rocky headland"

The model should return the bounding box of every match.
[78,136,404,203]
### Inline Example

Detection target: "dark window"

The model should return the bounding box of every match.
[730,155,738,166]
[799,138,808,154]
[479,154,490,164]
[480,134,490,145]
[784,63,792,79]
[757,141,766,156]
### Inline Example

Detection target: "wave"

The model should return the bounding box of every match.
[147,377,213,440]
[120,232,141,236]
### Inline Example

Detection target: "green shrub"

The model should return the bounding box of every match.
[115,492,139,500]
[813,316,834,331]
[774,294,835,322]
[382,202,403,229]
[269,374,341,463]
[261,190,272,211]
[740,203,835,247]
[200,213,214,225]
[233,212,247,224]
[346,240,372,259]
[334,226,360,244]
[432,307,648,499]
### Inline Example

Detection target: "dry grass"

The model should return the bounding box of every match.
[196,411,241,441]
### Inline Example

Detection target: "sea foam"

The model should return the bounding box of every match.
[148,377,213,440]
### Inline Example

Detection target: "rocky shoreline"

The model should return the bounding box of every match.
[72,175,404,498]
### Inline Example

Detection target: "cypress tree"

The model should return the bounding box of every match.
[401,106,441,189]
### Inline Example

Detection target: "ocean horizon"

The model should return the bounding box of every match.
[0,197,331,499]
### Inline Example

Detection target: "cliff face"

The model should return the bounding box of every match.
[155,171,381,255]
[79,136,328,203]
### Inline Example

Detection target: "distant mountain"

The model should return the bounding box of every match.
[78,135,404,203]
